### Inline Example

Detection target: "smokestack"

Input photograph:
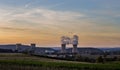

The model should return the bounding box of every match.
[30,43,36,51]
[28,43,36,53]
[72,35,79,53]
[16,43,22,52]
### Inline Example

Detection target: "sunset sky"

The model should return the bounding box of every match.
[0,0,120,47]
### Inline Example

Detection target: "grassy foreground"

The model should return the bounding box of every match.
[0,53,120,70]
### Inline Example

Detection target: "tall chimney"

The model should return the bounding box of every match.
[30,43,36,51]
[16,43,22,52]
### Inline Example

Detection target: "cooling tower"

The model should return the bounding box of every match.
[72,35,79,53]
[72,44,78,53]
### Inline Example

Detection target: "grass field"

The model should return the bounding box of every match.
[0,53,120,70]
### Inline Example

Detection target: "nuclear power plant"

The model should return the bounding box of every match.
[0,34,105,59]
[61,35,79,54]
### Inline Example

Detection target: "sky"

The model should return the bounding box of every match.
[0,0,120,47]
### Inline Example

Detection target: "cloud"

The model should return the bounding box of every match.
[0,6,120,47]
[0,27,30,31]
[0,27,24,31]
[0,7,119,33]
[0,7,86,30]
[0,7,119,35]
[24,0,36,8]
[13,8,84,20]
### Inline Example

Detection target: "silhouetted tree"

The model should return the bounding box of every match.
[113,56,118,61]
[96,56,104,63]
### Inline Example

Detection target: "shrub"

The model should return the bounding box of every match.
[96,56,104,63]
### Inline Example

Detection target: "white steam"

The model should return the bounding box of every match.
[61,36,71,44]
[61,35,79,45]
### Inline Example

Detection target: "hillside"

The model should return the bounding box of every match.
[0,53,120,70]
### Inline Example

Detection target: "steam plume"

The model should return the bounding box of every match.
[61,36,71,44]
[61,35,79,45]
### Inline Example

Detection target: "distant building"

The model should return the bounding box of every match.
[0,44,32,53]
[34,47,56,55]
[66,47,104,55]
[0,44,104,56]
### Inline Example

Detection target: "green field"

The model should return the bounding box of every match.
[0,53,120,70]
